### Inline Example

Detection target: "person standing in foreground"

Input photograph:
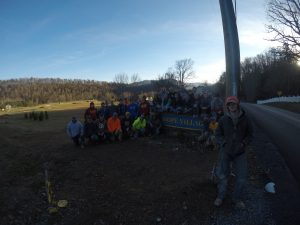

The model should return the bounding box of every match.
[214,96,253,209]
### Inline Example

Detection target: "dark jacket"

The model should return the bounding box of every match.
[84,107,98,121]
[83,121,98,138]
[98,106,111,120]
[122,117,133,130]
[117,103,127,116]
[216,108,253,158]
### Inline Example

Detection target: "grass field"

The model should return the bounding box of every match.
[0,100,102,116]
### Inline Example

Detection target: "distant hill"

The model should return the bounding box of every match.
[0,77,160,107]
[0,77,212,108]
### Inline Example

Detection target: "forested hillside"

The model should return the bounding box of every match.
[0,78,157,108]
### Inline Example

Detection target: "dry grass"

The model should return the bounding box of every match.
[0,100,102,116]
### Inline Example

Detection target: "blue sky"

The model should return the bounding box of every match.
[0,0,276,83]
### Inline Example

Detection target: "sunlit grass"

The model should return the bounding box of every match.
[0,100,102,116]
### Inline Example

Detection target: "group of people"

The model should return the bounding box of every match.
[152,88,225,150]
[66,97,162,148]
[152,87,224,119]
[66,92,253,210]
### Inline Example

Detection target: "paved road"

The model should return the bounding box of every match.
[242,103,300,185]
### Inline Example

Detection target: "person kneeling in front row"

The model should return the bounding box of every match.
[66,116,84,148]
[107,112,122,142]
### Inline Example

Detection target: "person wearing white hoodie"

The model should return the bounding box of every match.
[67,116,84,147]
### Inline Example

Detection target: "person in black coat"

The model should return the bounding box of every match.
[214,96,253,209]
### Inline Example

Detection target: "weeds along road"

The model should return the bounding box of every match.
[242,103,300,186]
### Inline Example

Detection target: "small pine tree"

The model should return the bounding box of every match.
[24,113,28,119]
[33,112,38,120]
[39,111,44,121]
[44,111,49,120]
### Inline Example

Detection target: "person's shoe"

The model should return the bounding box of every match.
[235,201,246,209]
[214,198,223,207]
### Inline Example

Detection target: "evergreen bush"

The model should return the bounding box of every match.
[39,111,44,121]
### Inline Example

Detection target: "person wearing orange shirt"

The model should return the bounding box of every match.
[107,112,122,141]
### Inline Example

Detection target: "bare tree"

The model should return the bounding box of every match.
[163,67,177,80]
[266,0,300,57]
[130,73,141,83]
[113,73,129,98]
[174,58,194,86]
[114,73,129,84]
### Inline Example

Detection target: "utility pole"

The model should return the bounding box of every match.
[219,0,240,97]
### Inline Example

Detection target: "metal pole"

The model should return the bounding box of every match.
[219,0,240,97]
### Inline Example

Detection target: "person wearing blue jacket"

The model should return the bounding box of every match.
[98,101,111,120]
[67,117,84,147]
[127,99,139,120]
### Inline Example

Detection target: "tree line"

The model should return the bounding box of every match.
[213,46,300,102]
[0,58,195,108]
[213,0,300,102]
[0,78,111,107]
[0,77,179,108]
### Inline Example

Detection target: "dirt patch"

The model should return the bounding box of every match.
[0,109,298,225]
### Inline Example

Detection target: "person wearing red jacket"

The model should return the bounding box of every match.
[84,102,98,121]
[139,95,150,117]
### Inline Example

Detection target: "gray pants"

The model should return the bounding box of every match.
[215,149,247,201]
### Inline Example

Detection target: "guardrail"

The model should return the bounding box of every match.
[257,96,300,104]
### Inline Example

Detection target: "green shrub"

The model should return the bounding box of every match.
[33,112,38,120]
[44,111,49,120]
[39,111,44,121]
[29,112,34,119]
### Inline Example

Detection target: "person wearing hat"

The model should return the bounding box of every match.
[214,96,253,209]
[84,101,98,121]
[107,112,122,141]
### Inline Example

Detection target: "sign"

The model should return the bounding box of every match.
[161,113,204,131]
